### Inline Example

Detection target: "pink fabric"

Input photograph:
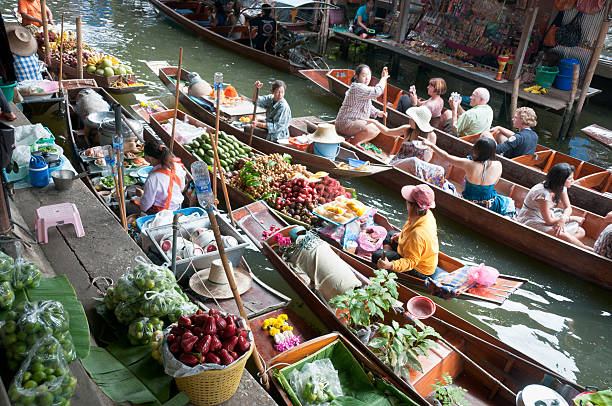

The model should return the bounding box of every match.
[466,263,499,286]
[357,226,387,252]
[335,82,383,131]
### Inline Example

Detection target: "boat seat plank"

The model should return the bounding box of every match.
[512,150,552,171]
[573,171,611,190]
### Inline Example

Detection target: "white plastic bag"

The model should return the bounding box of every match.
[288,358,343,406]
[12,145,31,167]
[13,124,49,146]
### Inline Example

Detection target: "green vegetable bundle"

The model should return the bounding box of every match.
[1,300,76,371]
[8,335,77,406]
[127,317,164,346]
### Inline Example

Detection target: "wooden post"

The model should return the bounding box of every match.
[169,48,183,153]
[558,63,580,140]
[396,0,411,43]
[206,210,268,389]
[58,14,64,90]
[509,7,538,80]
[569,17,611,128]
[76,17,83,79]
[510,77,520,118]
[318,0,330,55]
[41,0,50,62]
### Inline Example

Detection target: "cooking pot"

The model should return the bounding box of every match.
[51,170,90,191]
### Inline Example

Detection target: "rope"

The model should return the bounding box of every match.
[90,276,114,295]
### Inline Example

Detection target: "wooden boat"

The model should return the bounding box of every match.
[253,224,584,405]
[234,201,525,305]
[130,100,169,123]
[301,68,612,215]
[148,0,321,76]
[581,124,612,150]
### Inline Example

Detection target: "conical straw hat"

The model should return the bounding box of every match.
[189,259,252,299]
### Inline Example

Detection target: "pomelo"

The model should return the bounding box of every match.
[86,65,97,73]
[103,67,115,77]
[101,58,113,68]
[95,68,105,76]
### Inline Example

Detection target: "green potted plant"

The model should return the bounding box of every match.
[429,373,468,406]
[330,269,403,343]
[367,319,441,381]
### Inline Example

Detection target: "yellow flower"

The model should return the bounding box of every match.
[273,321,284,329]
[269,327,280,337]
[281,325,293,332]
[278,314,288,321]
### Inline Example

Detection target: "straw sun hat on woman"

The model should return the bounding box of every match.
[5,24,38,56]
[406,106,434,133]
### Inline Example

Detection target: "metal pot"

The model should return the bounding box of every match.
[99,118,143,145]
[516,385,568,406]
[51,170,90,191]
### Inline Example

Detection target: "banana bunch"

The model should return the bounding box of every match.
[86,54,103,66]
[523,85,548,95]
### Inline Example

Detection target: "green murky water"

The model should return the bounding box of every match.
[2,0,610,388]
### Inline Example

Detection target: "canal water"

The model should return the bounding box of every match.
[2,0,610,388]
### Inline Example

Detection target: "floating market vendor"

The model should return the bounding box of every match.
[6,23,43,82]
[135,139,186,214]
[18,0,54,27]
[252,79,291,142]
[352,0,375,38]
[372,184,441,280]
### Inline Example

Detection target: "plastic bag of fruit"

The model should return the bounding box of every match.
[1,300,76,370]
[128,316,164,345]
[8,335,77,406]
[132,257,176,293]
[0,250,14,282]
[139,289,178,318]
[113,272,141,302]
[161,309,253,378]
[114,296,144,325]
[12,259,42,290]
[166,287,198,323]
[0,280,15,310]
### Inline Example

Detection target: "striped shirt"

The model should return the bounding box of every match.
[335,82,383,127]
[13,54,43,82]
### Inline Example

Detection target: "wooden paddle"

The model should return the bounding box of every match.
[40,0,51,63]
[248,82,260,146]
[382,67,388,126]
[58,14,64,90]
[169,48,183,153]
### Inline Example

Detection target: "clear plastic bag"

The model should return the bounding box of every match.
[1,300,75,370]
[113,273,141,302]
[139,290,177,317]
[128,316,164,345]
[0,280,15,310]
[0,250,15,282]
[288,358,343,406]
[114,297,143,325]
[103,284,119,310]
[12,260,42,290]
[132,258,176,293]
[8,335,77,406]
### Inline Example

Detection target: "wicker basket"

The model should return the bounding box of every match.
[175,345,253,406]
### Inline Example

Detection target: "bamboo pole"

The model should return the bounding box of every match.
[248,84,260,146]
[212,79,221,204]
[558,63,580,140]
[382,67,388,126]
[58,14,64,90]
[76,17,83,79]
[114,105,128,231]
[568,17,611,131]
[510,77,520,118]
[169,48,183,153]
[41,0,50,62]
[206,210,268,389]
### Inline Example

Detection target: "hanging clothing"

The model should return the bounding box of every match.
[462,161,515,216]
[140,164,185,213]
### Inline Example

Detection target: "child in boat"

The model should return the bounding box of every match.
[252,79,292,142]
[335,64,389,147]
[372,184,442,280]
[421,137,516,217]
[515,163,590,249]
[395,78,447,128]
[135,139,186,215]
[488,107,538,159]
[366,105,437,163]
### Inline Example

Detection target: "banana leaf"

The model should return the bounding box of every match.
[81,340,189,406]
[0,275,91,359]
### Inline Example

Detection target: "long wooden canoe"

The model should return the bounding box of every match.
[234,201,525,305]
[301,68,612,215]
[148,0,319,76]
[155,66,393,178]
[258,224,584,406]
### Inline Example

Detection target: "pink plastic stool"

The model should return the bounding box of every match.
[35,203,85,244]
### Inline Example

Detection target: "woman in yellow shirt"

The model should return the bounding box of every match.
[372,184,440,279]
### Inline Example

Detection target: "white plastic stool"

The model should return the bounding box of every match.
[35,203,85,244]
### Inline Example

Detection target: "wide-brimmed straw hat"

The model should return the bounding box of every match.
[189,259,252,299]
[6,24,38,57]
[406,106,434,133]
[307,123,344,144]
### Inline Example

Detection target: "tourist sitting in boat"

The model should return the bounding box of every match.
[372,184,441,280]
[515,163,590,249]
[422,137,516,217]
[18,0,54,27]
[228,2,246,40]
[136,139,186,215]
[249,3,276,53]
[335,64,389,147]
[366,105,436,163]
[352,0,375,38]
[209,1,227,27]
[594,211,612,259]
[441,87,493,137]
[488,107,538,159]
[253,79,291,142]
[395,78,446,128]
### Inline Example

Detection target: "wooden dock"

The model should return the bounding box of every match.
[329,30,601,111]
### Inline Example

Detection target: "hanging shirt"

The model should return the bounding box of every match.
[496,128,538,159]
[392,210,439,275]
[454,104,493,137]
[140,164,186,212]
[257,94,291,142]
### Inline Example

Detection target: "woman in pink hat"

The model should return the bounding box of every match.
[372,184,441,280]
